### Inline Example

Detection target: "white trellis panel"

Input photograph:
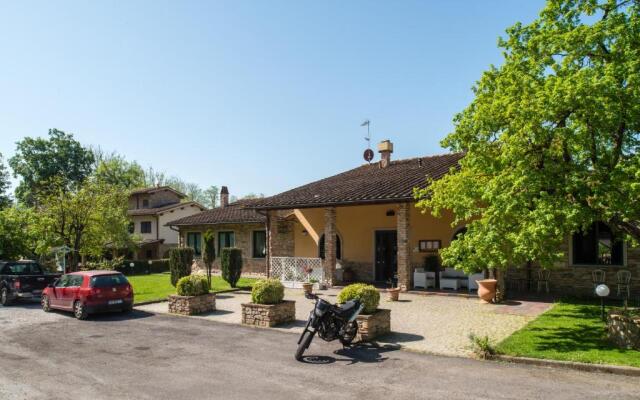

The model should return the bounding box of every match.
[270,257,324,288]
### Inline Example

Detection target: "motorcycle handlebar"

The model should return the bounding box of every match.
[304,292,319,300]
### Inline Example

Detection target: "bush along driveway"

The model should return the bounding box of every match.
[128,272,257,304]
[496,300,640,368]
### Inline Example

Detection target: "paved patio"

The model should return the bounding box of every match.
[137,288,551,357]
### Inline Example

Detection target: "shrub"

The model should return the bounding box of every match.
[170,247,194,287]
[221,248,243,288]
[337,283,380,314]
[202,230,216,287]
[468,333,495,359]
[176,274,210,297]
[251,279,284,304]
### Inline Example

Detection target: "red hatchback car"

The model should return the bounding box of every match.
[41,271,134,319]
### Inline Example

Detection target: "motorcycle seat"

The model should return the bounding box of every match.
[337,300,358,316]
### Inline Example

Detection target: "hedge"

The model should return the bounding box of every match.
[115,259,170,276]
[176,275,210,297]
[337,283,380,314]
[170,247,195,287]
[221,248,243,288]
[251,279,284,304]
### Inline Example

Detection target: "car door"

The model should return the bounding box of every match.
[49,275,68,308]
[62,275,83,309]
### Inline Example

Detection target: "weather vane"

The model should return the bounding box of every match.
[361,119,374,163]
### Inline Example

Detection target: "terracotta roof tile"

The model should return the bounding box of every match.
[166,202,265,226]
[252,153,463,209]
[127,201,205,216]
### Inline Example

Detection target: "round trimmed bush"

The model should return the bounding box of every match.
[337,283,380,314]
[176,274,210,297]
[251,279,285,305]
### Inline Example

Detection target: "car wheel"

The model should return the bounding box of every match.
[0,287,12,306]
[73,301,88,320]
[41,295,51,312]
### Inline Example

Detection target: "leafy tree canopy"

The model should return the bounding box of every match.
[416,0,640,272]
[9,129,95,205]
[0,153,11,209]
[92,148,146,190]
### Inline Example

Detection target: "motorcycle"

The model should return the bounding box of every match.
[295,292,364,361]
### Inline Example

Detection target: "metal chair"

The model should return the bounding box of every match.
[592,269,606,291]
[537,269,550,293]
[617,270,632,299]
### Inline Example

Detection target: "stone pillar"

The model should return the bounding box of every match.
[397,203,411,291]
[267,211,278,277]
[323,207,337,286]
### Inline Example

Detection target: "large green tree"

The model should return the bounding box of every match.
[9,129,95,205]
[416,0,640,272]
[0,207,42,260]
[92,149,146,190]
[0,153,11,209]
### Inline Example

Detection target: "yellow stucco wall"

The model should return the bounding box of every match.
[293,203,459,268]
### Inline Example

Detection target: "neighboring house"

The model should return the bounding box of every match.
[250,140,640,298]
[127,186,206,260]
[165,187,292,274]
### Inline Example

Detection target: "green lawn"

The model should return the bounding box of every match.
[128,273,257,304]
[497,300,640,368]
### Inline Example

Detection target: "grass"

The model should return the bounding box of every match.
[128,273,258,304]
[496,300,640,368]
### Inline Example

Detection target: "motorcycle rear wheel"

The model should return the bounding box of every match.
[339,321,358,346]
[295,330,315,361]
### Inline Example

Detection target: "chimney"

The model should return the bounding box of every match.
[220,186,229,208]
[378,140,393,168]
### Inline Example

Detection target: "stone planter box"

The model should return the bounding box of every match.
[608,310,640,350]
[356,309,391,342]
[241,300,296,327]
[168,293,216,316]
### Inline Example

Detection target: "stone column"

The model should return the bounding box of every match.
[323,207,337,286]
[397,203,411,291]
[266,211,278,278]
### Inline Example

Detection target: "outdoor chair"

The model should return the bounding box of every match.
[537,269,550,293]
[592,269,606,291]
[617,270,632,299]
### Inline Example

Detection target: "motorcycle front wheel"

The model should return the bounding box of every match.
[295,330,315,361]
[339,321,358,346]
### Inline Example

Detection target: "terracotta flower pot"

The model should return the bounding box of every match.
[387,287,401,301]
[477,279,497,303]
[302,282,313,295]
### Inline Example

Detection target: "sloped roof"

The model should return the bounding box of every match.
[251,152,463,210]
[130,186,186,198]
[127,201,205,216]
[166,199,266,226]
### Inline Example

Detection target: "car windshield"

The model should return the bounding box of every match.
[90,274,128,288]
[4,263,43,275]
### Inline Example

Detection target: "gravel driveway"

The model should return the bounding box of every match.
[138,289,549,356]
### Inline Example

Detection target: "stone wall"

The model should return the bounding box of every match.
[607,310,640,350]
[168,293,216,316]
[506,241,640,298]
[356,309,391,342]
[241,300,296,327]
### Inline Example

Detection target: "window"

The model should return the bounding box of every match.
[142,199,149,208]
[572,222,624,266]
[128,222,135,234]
[141,221,152,234]
[252,231,266,258]
[145,249,153,259]
[3,263,43,275]
[318,234,341,260]
[69,275,84,287]
[218,231,235,250]
[187,232,202,256]
[90,274,128,288]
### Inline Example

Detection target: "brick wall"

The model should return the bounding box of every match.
[506,241,640,299]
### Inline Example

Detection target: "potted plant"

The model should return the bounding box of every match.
[337,283,390,341]
[301,264,314,294]
[242,279,295,327]
[168,274,216,315]
[477,278,497,303]
[386,278,401,301]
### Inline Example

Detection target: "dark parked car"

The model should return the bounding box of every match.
[41,270,134,319]
[0,261,60,306]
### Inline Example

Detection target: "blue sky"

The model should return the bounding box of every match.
[0,0,544,197]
